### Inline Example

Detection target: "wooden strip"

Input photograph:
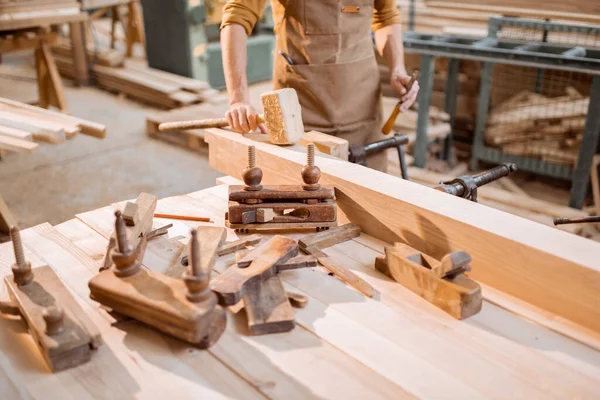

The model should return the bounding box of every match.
[0,125,32,141]
[204,128,600,334]
[0,97,105,139]
[0,135,38,153]
[0,113,65,144]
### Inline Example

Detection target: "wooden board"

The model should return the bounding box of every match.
[45,184,600,398]
[204,128,600,335]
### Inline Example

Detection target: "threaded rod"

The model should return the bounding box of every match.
[248,146,256,169]
[189,229,204,279]
[114,210,129,254]
[307,143,315,167]
[10,226,25,267]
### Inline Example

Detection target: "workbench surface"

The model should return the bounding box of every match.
[1,182,599,399]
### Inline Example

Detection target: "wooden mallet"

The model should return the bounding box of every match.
[382,70,419,135]
[157,88,305,145]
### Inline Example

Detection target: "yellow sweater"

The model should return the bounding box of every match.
[221,0,401,36]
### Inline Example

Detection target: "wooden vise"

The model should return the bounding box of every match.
[375,243,482,319]
[89,212,226,348]
[226,144,338,232]
[2,227,102,372]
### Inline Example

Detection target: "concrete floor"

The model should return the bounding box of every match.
[0,53,225,229]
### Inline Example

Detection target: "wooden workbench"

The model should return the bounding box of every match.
[1,178,600,399]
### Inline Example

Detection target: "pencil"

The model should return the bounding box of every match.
[154,213,212,223]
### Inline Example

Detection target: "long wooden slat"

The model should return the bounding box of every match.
[0,135,38,153]
[76,184,600,397]
[0,97,106,139]
[204,128,600,334]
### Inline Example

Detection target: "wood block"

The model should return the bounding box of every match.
[211,235,298,306]
[101,193,157,271]
[286,291,309,308]
[260,88,304,145]
[299,224,361,250]
[89,267,226,348]
[122,202,138,226]
[297,130,350,161]
[217,234,263,256]
[244,274,295,335]
[5,265,101,372]
[167,226,227,278]
[256,208,275,223]
[376,244,482,320]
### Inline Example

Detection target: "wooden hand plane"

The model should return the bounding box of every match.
[375,243,482,319]
[225,144,337,232]
[2,227,101,372]
[89,212,226,348]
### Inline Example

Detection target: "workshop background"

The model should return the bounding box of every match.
[1,0,599,240]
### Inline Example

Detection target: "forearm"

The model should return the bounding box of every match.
[374,24,406,74]
[221,24,249,105]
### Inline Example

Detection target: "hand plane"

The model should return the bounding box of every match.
[375,243,482,319]
[2,227,102,372]
[89,212,226,348]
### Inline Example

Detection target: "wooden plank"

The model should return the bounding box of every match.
[0,11,86,32]
[0,113,65,144]
[0,125,32,141]
[107,185,600,396]
[0,31,58,54]
[297,130,350,161]
[0,135,38,153]
[0,97,106,139]
[39,41,68,111]
[204,128,600,334]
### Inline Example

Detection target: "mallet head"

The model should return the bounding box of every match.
[261,88,305,145]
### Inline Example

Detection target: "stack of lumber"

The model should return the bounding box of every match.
[0,96,106,154]
[51,40,124,68]
[484,89,588,167]
[397,0,600,37]
[53,56,223,109]
[0,0,81,30]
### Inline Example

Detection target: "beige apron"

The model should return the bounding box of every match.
[272,0,387,171]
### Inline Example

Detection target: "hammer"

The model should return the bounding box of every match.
[158,88,304,145]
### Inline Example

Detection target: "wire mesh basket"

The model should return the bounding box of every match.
[478,17,600,170]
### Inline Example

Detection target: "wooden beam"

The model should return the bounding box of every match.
[0,135,38,153]
[0,31,58,54]
[204,128,600,334]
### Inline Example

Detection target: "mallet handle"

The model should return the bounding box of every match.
[158,115,265,132]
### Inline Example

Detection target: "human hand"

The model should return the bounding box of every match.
[225,102,268,134]
[390,68,420,112]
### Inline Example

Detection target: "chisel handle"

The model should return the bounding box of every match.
[382,70,419,135]
[158,115,265,132]
[381,103,401,135]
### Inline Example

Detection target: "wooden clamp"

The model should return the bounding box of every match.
[2,227,101,372]
[226,144,338,232]
[211,235,315,335]
[89,213,226,348]
[100,192,158,272]
[299,224,375,298]
[375,243,482,319]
